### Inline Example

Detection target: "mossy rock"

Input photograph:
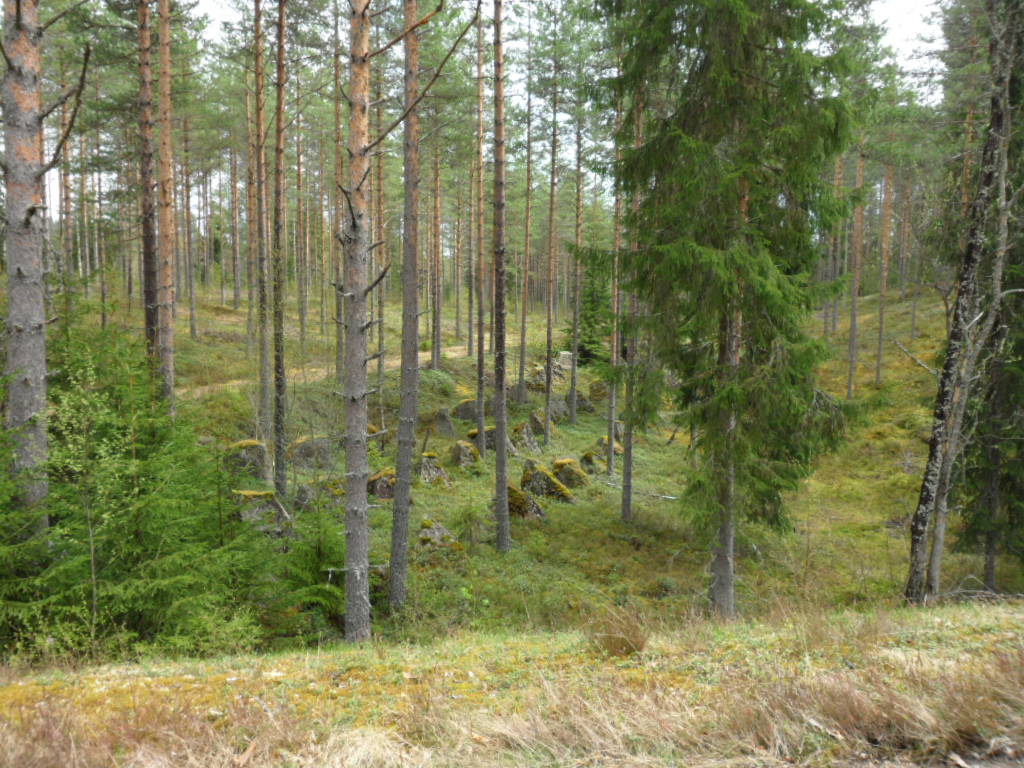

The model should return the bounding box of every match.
[580,450,607,475]
[367,467,397,498]
[521,459,574,502]
[416,453,451,486]
[553,458,589,488]
[565,392,595,414]
[588,380,610,402]
[529,411,556,439]
[452,398,488,421]
[507,484,544,519]
[467,425,517,454]
[286,435,334,470]
[224,439,268,475]
[419,520,457,547]
[598,436,624,455]
[511,421,539,453]
[449,440,481,468]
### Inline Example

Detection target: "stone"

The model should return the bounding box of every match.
[529,410,556,438]
[526,364,547,392]
[598,436,624,455]
[566,392,595,414]
[416,452,451,486]
[511,421,539,453]
[225,439,268,475]
[418,519,456,548]
[580,449,607,475]
[467,426,517,455]
[449,440,481,468]
[553,458,589,488]
[452,398,487,421]
[367,467,397,498]
[507,485,544,519]
[234,490,292,536]
[588,380,609,402]
[557,350,574,370]
[287,435,334,471]
[548,398,569,424]
[521,459,574,502]
[433,409,456,438]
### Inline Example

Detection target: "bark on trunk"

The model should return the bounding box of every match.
[138,0,159,357]
[543,69,559,446]
[845,146,864,400]
[906,2,1017,603]
[342,0,373,642]
[515,13,533,404]
[390,0,421,611]
[156,0,175,409]
[493,0,510,553]
[271,0,289,500]
[474,16,486,458]
[254,0,272,473]
[3,0,49,522]
[569,112,583,425]
[875,163,893,386]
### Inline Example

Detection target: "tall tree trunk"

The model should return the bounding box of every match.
[156,0,176,409]
[231,148,241,310]
[138,0,158,357]
[333,0,344,387]
[493,0,510,553]
[621,98,641,523]
[254,0,272,476]
[183,117,197,340]
[431,145,442,369]
[474,16,486,458]
[875,163,894,386]
[390,0,421,612]
[3,0,49,521]
[515,9,533,404]
[295,106,307,357]
[271,0,289,499]
[608,93,622,476]
[907,1,1017,603]
[543,68,559,445]
[342,0,373,642]
[568,110,583,424]
[245,88,256,353]
[845,146,864,400]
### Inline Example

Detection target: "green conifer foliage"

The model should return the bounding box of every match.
[602,0,856,615]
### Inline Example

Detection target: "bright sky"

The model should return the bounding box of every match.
[196,0,943,66]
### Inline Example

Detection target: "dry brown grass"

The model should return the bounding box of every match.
[584,605,650,657]
[1,605,1021,767]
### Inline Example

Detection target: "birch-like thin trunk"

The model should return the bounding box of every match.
[907,0,1017,603]
[608,94,622,476]
[231,148,241,310]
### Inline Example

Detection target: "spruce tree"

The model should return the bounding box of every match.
[604,0,854,616]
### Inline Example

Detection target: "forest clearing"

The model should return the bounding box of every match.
[1,0,1022,765]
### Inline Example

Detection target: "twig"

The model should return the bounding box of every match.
[891,338,938,378]
[365,0,480,153]
[42,45,91,176]
[369,1,442,60]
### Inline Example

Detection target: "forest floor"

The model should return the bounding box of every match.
[2,289,1023,766]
